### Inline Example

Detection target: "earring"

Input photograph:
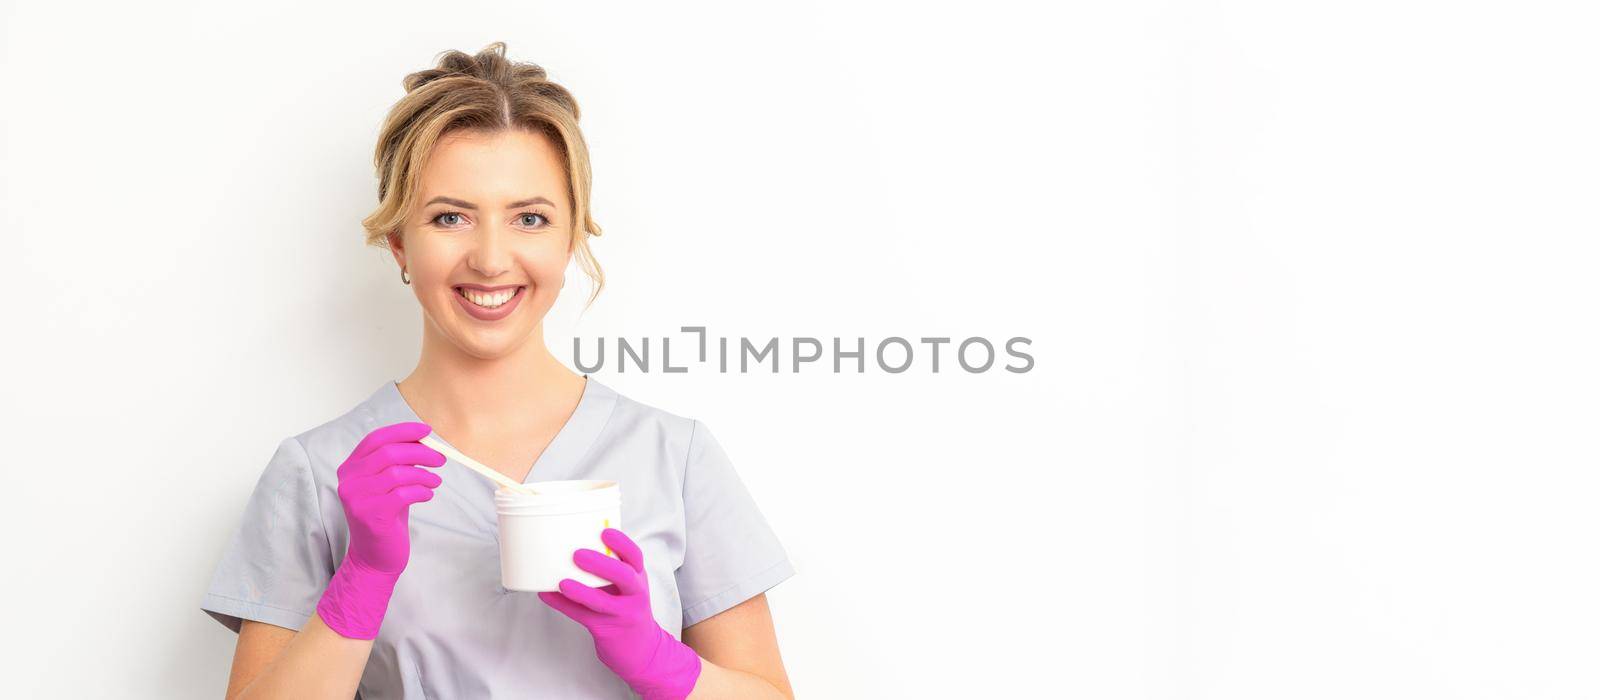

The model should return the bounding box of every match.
[401,267,411,285]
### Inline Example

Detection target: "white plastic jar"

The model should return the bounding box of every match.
[493,479,623,592]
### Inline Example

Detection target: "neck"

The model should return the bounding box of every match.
[398,319,584,436]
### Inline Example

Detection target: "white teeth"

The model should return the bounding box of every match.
[459,287,517,308]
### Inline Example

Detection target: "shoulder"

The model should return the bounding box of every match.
[598,379,701,451]
[598,381,744,490]
[595,382,735,490]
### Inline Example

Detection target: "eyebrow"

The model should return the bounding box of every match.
[423,195,555,209]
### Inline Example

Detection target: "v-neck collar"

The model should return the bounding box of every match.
[366,373,618,487]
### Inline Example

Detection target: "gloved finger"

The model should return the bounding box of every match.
[538,590,600,626]
[369,484,435,518]
[342,464,444,500]
[392,484,436,505]
[558,577,624,616]
[350,422,432,463]
[600,528,645,574]
[573,548,643,596]
[371,442,447,470]
[375,464,444,491]
[340,441,446,481]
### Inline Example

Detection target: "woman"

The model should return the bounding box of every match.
[200,43,797,700]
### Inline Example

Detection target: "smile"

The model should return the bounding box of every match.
[454,285,527,320]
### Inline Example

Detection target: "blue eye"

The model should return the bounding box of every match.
[430,211,550,229]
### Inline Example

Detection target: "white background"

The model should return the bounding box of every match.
[3,1,1598,697]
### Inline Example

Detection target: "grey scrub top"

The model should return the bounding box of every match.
[200,375,797,699]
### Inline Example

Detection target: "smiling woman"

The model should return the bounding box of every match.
[362,48,606,309]
[393,128,574,351]
[200,42,797,700]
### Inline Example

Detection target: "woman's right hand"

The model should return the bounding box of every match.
[315,421,446,640]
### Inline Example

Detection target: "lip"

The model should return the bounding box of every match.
[454,285,526,321]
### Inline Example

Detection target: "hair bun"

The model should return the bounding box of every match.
[401,42,550,94]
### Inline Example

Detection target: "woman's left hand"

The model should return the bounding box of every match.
[538,528,703,700]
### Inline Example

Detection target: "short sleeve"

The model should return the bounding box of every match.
[676,420,797,628]
[199,435,336,634]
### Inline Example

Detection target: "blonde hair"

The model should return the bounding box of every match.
[362,42,605,308]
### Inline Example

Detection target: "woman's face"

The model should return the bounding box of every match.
[389,128,573,358]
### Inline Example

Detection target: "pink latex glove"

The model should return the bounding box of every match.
[315,421,445,639]
[538,528,703,700]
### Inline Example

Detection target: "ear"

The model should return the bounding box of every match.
[387,230,406,268]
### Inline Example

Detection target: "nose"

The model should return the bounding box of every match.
[464,220,515,277]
